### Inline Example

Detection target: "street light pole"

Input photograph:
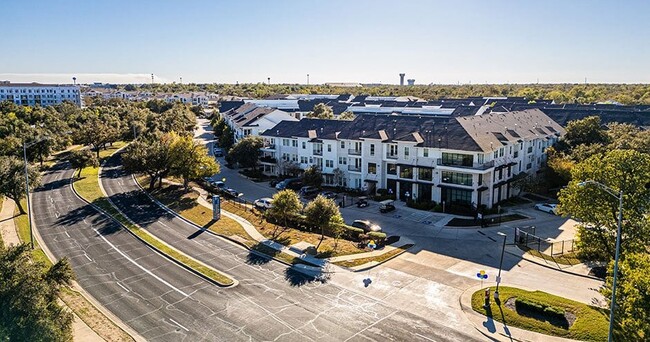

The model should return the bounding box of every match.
[23,142,34,249]
[494,232,507,301]
[577,180,623,342]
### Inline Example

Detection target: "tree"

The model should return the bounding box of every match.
[267,190,302,238]
[168,132,220,191]
[68,149,99,177]
[337,111,356,120]
[601,252,650,341]
[75,114,114,158]
[563,116,610,148]
[227,136,263,168]
[121,133,174,189]
[0,156,41,214]
[0,244,74,341]
[219,125,235,151]
[558,149,650,261]
[302,165,323,188]
[306,103,334,119]
[304,195,343,250]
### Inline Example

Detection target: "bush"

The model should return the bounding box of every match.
[515,298,566,321]
[368,231,387,246]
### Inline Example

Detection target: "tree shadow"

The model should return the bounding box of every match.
[283,266,330,287]
[55,202,122,236]
[35,177,73,192]
[246,242,279,265]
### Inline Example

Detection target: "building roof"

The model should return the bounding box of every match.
[0,82,78,88]
[223,103,276,128]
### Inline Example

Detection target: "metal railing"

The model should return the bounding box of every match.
[348,149,362,156]
[313,149,323,156]
[348,165,361,172]
[436,159,495,170]
[515,227,576,256]
[386,153,398,159]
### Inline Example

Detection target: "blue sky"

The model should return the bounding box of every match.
[2,0,649,84]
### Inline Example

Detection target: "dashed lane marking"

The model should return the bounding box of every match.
[116,282,130,293]
[169,318,190,332]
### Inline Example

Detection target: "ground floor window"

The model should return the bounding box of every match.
[417,184,432,202]
[441,188,472,205]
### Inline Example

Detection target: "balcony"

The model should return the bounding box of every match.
[259,155,277,164]
[261,144,276,150]
[348,149,362,156]
[348,165,361,172]
[436,159,495,170]
[313,149,323,156]
[386,153,398,159]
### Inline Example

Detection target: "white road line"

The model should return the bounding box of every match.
[64,231,71,238]
[89,226,189,297]
[169,318,190,332]
[116,282,130,293]
[55,211,60,218]
[415,333,437,341]
[83,253,92,262]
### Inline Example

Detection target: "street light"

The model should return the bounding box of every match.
[23,136,50,249]
[494,231,507,302]
[577,180,623,342]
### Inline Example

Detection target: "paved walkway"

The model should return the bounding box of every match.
[0,197,103,342]
[459,284,577,341]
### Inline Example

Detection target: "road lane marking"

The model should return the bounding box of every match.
[415,333,437,341]
[116,282,130,293]
[169,318,190,332]
[83,253,92,262]
[89,226,189,297]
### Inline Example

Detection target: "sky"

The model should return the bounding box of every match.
[2,0,650,85]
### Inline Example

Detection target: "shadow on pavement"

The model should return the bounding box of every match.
[284,266,330,287]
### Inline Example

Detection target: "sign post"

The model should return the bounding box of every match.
[212,195,221,221]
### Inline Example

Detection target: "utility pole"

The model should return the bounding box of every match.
[151,73,154,84]
[267,77,271,85]
[307,74,310,85]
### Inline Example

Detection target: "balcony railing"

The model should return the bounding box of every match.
[348,149,362,156]
[259,156,277,164]
[348,165,361,172]
[261,144,275,150]
[313,149,323,156]
[436,159,495,170]
[386,153,398,159]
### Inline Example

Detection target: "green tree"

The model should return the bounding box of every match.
[168,132,220,191]
[302,165,323,188]
[337,111,356,120]
[0,244,74,341]
[121,133,174,189]
[306,103,334,119]
[0,156,41,214]
[558,149,650,261]
[601,252,650,341]
[227,136,263,168]
[75,114,114,158]
[68,149,99,177]
[267,190,302,238]
[219,125,235,151]
[304,195,343,250]
[562,116,610,148]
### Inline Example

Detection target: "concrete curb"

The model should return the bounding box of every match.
[74,168,237,288]
[345,243,414,272]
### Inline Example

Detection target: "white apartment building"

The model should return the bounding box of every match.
[260,109,565,209]
[221,103,298,142]
[0,82,81,106]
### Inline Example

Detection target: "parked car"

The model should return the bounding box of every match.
[300,186,320,198]
[534,203,558,215]
[320,191,338,200]
[224,188,242,198]
[351,219,382,232]
[379,199,396,213]
[275,178,301,190]
[356,196,369,208]
[213,147,224,157]
[253,197,273,210]
[210,181,226,189]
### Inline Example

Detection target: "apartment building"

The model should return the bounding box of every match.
[0,82,81,106]
[220,103,298,142]
[260,109,564,208]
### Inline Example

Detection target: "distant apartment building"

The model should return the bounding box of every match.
[0,81,81,106]
[220,103,298,141]
[260,109,564,208]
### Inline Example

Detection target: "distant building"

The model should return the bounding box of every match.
[399,74,405,86]
[220,103,298,142]
[407,79,415,86]
[0,81,81,107]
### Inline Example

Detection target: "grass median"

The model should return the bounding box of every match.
[471,286,608,341]
[72,145,234,287]
[13,200,134,341]
[333,244,414,268]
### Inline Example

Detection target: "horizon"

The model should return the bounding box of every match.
[3,0,650,85]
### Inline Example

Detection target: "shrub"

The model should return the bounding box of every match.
[515,298,566,321]
[368,231,387,246]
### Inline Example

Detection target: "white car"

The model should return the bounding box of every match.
[253,197,274,210]
[534,203,558,215]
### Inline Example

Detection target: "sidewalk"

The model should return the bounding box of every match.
[0,197,103,342]
[154,178,413,270]
[507,245,602,279]
[459,284,577,342]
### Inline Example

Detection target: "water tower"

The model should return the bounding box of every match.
[399,73,405,86]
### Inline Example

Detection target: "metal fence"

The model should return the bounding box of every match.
[514,226,577,256]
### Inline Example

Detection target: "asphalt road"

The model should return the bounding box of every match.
[99,152,483,341]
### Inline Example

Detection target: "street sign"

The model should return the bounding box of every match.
[212,195,221,221]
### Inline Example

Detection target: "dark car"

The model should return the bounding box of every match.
[275,178,301,190]
[300,186,320,198]
[351,220,382,232]
[213,147,224,157]
[356,196,369,208]
[320,191,338,200]
[224,188,242,198]
[379,200,396,213]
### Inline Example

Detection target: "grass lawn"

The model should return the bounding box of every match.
[72,149,234,286]
[471,286,608,341]
[333,244,414,268]
[522,246,584,266]
[14,201,134,341]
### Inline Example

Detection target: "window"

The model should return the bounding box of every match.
[418,168,432,181]
[441,153,473,167]
[478,174,483,185]
[282,153,290,161]
[340,141,345,149]
[441,188,472,205]
[368,163,377,174]
[300,156,308,164]
[291,154,298,162]
[423,148,429,157]
[404,147,410,157]
[399,166,413,179]
[302,141,306,149]
[387,163,397,175]
[370,144,375,156]
[441,171,472,186]
[388,144,398,157]
[499,148,504,157]
[326,160,334,168]
[338,157,347,165]
[494,150,498,158]
[327,144,331,152]
[292,140,298,147]
[282,139,289,146]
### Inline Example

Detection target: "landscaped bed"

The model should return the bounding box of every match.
[471,286,608,341]
[333,244,414,268]
[446,214,529,227]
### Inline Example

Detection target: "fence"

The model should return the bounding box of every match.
[514,226,577,256]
